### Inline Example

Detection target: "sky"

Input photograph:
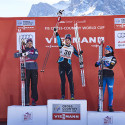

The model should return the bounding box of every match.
[0,0,69,17]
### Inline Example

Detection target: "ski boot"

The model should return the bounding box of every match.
[61,95,65,100]
[25,103,29,106]
[108,106,114,112]
[32,99,36,106]
[97,106,103,112]
[71,94,75,100]
[97,107,99,112]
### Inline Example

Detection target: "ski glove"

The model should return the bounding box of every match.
[22,52,29,57]
[95,61,101,66]
[95,58,104,66]
[14,52,21,58]
[54,27,58,32]
[79,50,83,55]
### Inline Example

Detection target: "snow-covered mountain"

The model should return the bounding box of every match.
[28,0,125,17]
[52,0,71,10]
[28,3,58,17]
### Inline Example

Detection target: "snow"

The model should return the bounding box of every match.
[52,1,71,10]
[28,0,125,17]
[72,8,77,14]
[80,6,96,16]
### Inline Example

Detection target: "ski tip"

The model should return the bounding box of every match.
[57,10,64,15]
[99,40,104,45]
[82,84,86,87]
[40,70,44,72]
[59,10,64,13]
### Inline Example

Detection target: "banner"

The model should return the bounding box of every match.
[115,30,125,49]
[0,15,125,120]
[53,104,80,120]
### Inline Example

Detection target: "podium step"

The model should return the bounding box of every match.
[7,101,125,125]
[7,105,47,125]
[47,99,87,125]
[88,111,125,125]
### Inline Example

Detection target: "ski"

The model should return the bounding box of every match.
[98,40,104,112]
[74,23,85,87]
[19,37,26,106]
[41,10,64,72]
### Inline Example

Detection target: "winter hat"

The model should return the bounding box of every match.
[27,38,33,43]
[105,45,113,53]
[65,34,71,41]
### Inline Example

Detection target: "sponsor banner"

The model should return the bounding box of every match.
[53,113,80,120]
[16,32,35,50]
[16,20,35,31]
[45,26,105,31]
[115,30,125,49]
[114,18,125,29]
[44,24,105,48]
[45,37,104,44]
[45,37,105,48]
[53,104,80,113]
[52,104,80,120]
[17,20,35,26]
[59,20,86,24]
[114,24,125,29]
[114,18,125,24]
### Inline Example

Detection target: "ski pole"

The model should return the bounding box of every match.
[40,45,51,72]
[41,10,64,72]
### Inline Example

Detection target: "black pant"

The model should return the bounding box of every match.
[59,62,74,97]
[25,69,38,103]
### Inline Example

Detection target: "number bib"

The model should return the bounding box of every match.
[60,45,74,59]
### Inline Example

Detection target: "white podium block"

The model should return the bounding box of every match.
[47,99,87,125]
[7,105,47,125]
[88,111,125,125]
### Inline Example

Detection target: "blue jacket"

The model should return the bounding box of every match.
[14,47,38,70]
[95,55,117,77]
[56,32,78,65]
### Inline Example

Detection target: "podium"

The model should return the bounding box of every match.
[7,105,47,125]
[7,100,87,125]
[7,100,125,125]
[88,111,125,125]
[47,99,87,125]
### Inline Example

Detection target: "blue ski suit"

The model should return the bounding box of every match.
[95,54,117,106]
[56,32,78,98]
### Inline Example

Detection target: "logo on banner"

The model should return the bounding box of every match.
[60,21,73,23]
[45,37,104,48]
[52,104,80,120]
[59,20,86,24]
[17,20,35,26]
[24,112,33,121]
[103,116,113,125]
[16,32,35,50]
[16,20,35,31]
[45,26,105,31]
[115,30,125,49]
[114,18,125,29]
